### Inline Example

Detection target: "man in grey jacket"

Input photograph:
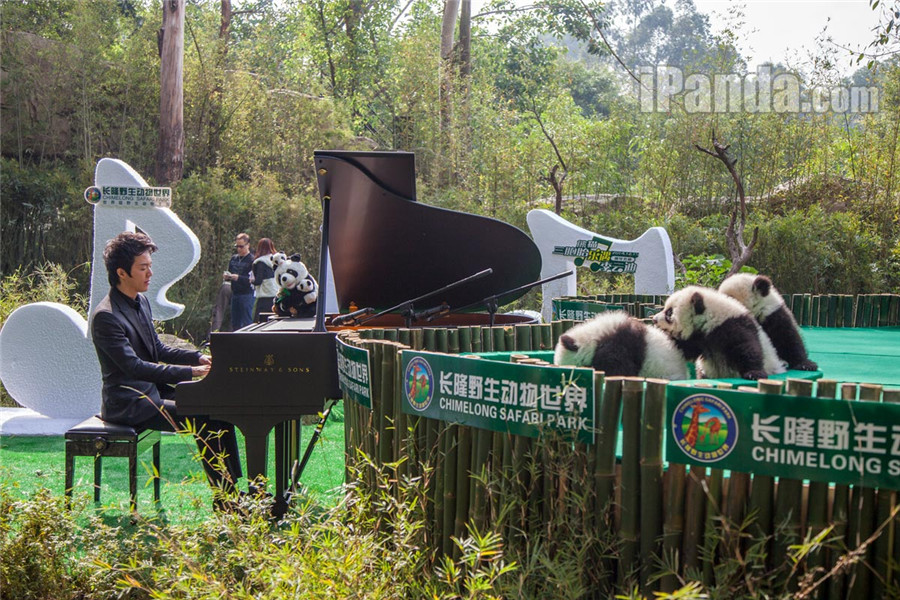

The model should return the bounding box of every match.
[91,231,242,504]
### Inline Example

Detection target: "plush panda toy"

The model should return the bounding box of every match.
[554,311,689,380]
[272,253,318,318]
[653,285,786,380]
[718,273,818,371]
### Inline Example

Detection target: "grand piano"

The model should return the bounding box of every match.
[176,150,544,499]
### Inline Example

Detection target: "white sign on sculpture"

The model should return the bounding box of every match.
[526,209,675,322]
[0,158,200,433]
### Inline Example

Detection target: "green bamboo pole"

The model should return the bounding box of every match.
[551,320,564,347]
[529,324,542,351]
[380,343,395,470]
[470,326,483,353]
[682,466,707,574]
[470,426,492,532]
[392,343,409,483]
[454,424,472,560]
[448,328,460,355]
[536,323,550,351]
[660,461,686,594]
[827,383,857,600]
[640,379,666,597]
[805,380,837,599]
[514,325,531,352]
[423,328,436,352]
[457,326,471,353]
[436,328,449,353]
[492,326,506,352]
[595,377,623,519]
[619,377,644,588]
[772,379,811,590]
[702,469,723,587]
[512,433,531,549]
[847,384,882,600]
[439,425,459,556]
[481,327,493,352]
[504,327,515,352]
[885,389,900,594]
[827,295,838,328]
[748,380,781,556]
[499,431,514,548]
[791,294,803,323]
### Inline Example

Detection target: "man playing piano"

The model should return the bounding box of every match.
[91,231,243,509]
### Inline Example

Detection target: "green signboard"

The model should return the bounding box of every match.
[400,350,596,444]
[552,236,638,273]
[84,185,172,208]
[337,339,372,408]
[666,385,900,490]
[552,298,624,321]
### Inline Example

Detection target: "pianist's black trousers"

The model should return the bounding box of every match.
[136,399,243,494]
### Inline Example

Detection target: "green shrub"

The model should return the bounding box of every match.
[750,207,882,294]
[677,254,757,289]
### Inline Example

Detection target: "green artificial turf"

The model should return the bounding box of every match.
[0,404,346,524]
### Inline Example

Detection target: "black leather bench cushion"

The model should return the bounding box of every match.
[65,416,138,439]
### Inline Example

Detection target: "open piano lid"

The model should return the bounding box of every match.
[314,150,543,313]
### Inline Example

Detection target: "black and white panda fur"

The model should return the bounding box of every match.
[554,311,689,380]
[652,286,786,380]
[718,273,818,371]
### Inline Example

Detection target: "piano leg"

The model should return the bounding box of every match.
[240,425,271,495]
[274,420,302,499]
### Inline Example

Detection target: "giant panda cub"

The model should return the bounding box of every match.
[652,286,785,380]
[554,311,689,380]
[718,273,818,371]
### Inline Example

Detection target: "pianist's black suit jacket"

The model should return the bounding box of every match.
[91,287,203,425]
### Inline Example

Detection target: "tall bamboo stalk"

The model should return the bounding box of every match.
[441,424,458,557]
[454,424,472,559]
[640,379,666,596]
[660,461,686,594]
[804,380,837,600]
[847,384,882,600]
[771,379,812,589]
[702,469,723,587]
[682,466,706,573]
[619,377,644,587]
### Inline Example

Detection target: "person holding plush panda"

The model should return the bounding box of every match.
[251,237,280,323]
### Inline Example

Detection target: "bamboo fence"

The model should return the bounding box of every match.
[554,293,900,327]
[339,323,900,598]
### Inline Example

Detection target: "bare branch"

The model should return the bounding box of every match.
[695,134,757,275]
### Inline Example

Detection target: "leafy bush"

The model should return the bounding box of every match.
[677,254,757,289]
[749,207,882,294]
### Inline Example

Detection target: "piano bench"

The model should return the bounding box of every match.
[64,416,161,512]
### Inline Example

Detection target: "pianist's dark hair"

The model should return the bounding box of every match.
[104,231,158,287]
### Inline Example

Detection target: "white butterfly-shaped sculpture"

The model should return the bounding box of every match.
[527,209,675,322]
[0,159,200,424]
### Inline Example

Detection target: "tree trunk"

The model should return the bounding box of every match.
[458,0,471,79]
[439,0,459,185]
[156,0,185,185]
[220,0,232,40]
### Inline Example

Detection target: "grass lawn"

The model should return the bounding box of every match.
[0,404,347,524]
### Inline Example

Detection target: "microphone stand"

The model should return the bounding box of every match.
[428,270,575,327]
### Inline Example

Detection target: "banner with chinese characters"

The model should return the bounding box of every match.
[552,236,639,273]
[552,298,624,321]
[84,185,172,208]
[666,385,900,490]
[400,351,596,444]
[337,339,372,408]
